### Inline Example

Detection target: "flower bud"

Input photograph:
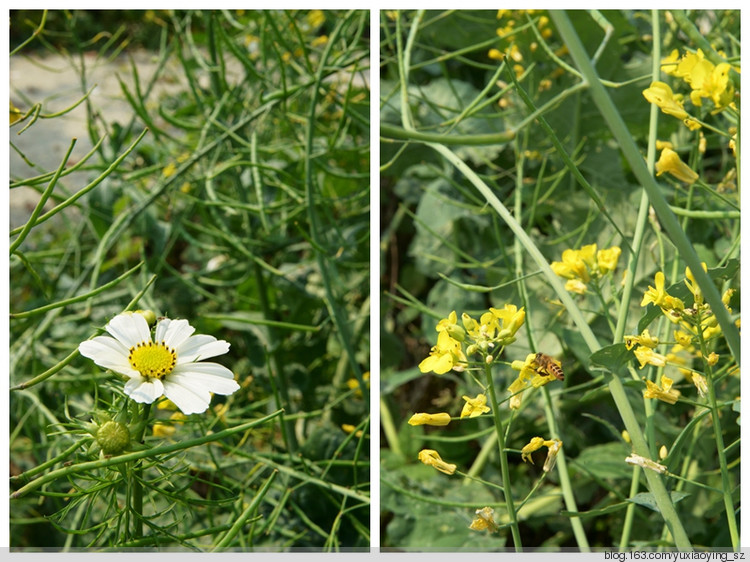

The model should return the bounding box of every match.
[96,421,131,455]
[135,309,157,326]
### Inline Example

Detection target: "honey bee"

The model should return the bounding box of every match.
[534,352,564,381]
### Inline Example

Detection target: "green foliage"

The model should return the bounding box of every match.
[380,9,739,550]
[10,9,369,551]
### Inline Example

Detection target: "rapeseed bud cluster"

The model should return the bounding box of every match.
[643,48,737,131]
[627,265,735,402]
[418,307,525,376]
[416,303,565,531]
[489,10,557,84]
[550,243,621,295]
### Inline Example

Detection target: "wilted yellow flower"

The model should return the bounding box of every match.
[418,449,457,475]
[521,437,561,469]
[655,148,699,184]
[684,263,708,305]
[408,412,452,426]
[634,346,669,369]
[643,375,681,404]
[643,81,688,120]
[625,453,668,474]
[469,507,499,532]
[565,279,588,295]
[624,329,659,350]
[521,437,546,463]
[460,394,491,419]
[684,371,708,397]
[543,439,563,472]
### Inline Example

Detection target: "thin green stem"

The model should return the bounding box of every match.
[131,402,151,540]
[551,10,694,550]
[551,11,739,368]
[380,122,515,145]
[10,262,143,319]
[11,410,283,499]
[304,11,367,401]
[212,470,278,550]
[484,362,522,551]
[9,138,76,255]
[694,310,739,549]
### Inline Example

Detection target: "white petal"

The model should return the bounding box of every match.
[106,313,151,348]
[124,377,164,404]
[170,362,239,395]
[158,319,195,349]
[162,380,211,414]
[79,337,139,377]
[176,335,230,363]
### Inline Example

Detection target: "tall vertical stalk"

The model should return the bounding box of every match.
[483,363,522,551]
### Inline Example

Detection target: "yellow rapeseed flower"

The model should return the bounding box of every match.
[460,394,491,418]
[643,375,680,404]
[469,507,499,532]
[408,412,452,426]
[624,329,659,350]
[634,346,668,369]
[596,246,621,274]
[655,148,699,184]
[417,449,457,475]
[643,81,688,120]
[521,437,562,470]
[419,331,467,375]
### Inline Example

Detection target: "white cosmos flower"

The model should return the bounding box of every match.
[79,312,240,415]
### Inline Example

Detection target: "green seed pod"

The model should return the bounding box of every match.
[96,420,131,455]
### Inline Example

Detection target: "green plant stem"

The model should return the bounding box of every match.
[484,363,522,551]
[616,10,665,546]
[9,138,76,255]
[695,311,739,549]
[10,274,156,391]
[619,467,641,550]
[131,402,151,540]
[379,122,515,145]
[10,262,143,319]
[514,139,588,550]
[10,437,91,485]
[9,129,148,238]
[212,470,278,550]
[11,410,283,499]
[551,10,694,549]
[541,389,590,550]
[303,10,367,400]
[551,11,739,368]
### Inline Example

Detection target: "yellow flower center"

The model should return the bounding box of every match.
[128,341,177,379]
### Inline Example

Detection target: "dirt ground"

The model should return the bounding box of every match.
[9,50,196,230]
